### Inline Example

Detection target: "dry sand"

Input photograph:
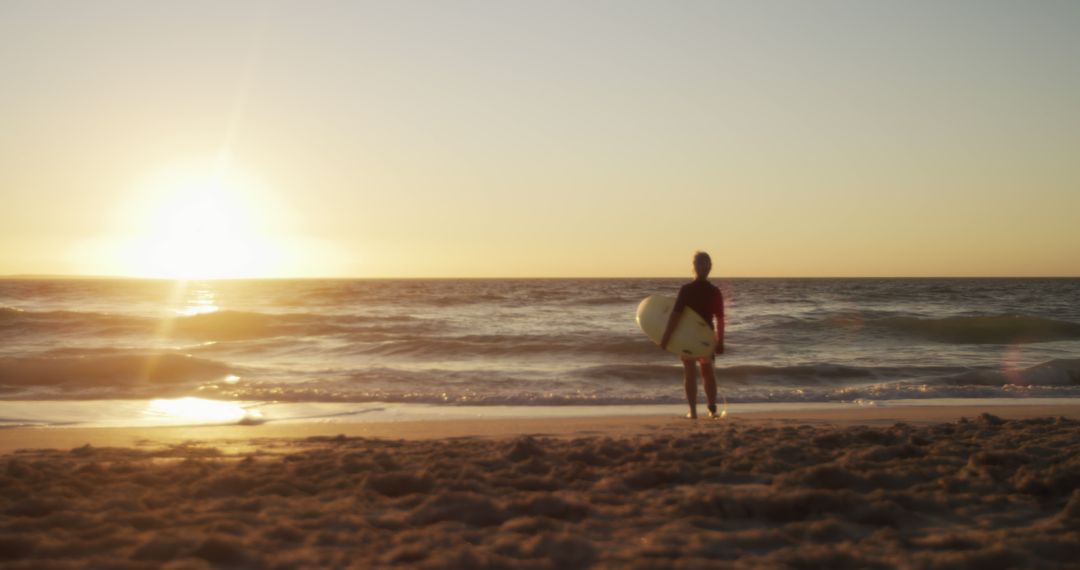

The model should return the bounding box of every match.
[1,404,1078,568]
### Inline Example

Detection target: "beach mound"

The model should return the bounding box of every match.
[1,415,1078,568]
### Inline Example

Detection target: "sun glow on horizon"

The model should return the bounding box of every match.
[110,164,288,279]
[69,160,353,279]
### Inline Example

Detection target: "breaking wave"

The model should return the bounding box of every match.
[581,362,990,386]
[0,350,232,395]
[3,354,1079,404]
[941,358,1080,386]
[874,315,1080,344]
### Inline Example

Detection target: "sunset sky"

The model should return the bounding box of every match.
[2,0,1078,278]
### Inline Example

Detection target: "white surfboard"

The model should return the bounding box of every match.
[636,295,716,358]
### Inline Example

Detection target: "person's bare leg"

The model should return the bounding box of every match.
[700,357,718,418]
[682,359,698,419]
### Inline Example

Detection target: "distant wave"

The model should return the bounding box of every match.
[579,364,682,383]
[577,295,641,306]
[756,312,1080,345]
[0,350,231,393]
[343,333,651,358]
[169,310,335,340]
[0,307,430,342]
[0,306,148,336]
[874,315,1080,344]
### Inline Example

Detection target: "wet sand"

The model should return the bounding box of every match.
[1,404,1078,568]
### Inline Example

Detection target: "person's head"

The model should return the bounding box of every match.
[693,251,712,279]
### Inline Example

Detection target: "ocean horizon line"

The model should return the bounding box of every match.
[3,273,1080,281]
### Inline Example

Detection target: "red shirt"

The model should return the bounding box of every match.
[673,279,724,330]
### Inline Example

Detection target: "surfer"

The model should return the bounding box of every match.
[660,251,725,419]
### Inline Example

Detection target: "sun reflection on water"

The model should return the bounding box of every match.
[176,283,220,316]
[145,397,262,425]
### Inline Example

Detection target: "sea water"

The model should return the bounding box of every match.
[1,278,1079,426]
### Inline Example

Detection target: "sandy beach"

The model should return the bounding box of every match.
[1,404,1078,568]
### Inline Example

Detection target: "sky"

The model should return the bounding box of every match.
[1,0,1078,278]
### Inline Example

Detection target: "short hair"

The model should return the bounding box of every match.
[693,251,712,277]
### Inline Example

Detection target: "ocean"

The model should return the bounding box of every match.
[2,278,1079,426]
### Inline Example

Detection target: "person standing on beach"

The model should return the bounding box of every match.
[660,251,725,419]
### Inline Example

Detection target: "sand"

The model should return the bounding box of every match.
[1,404,1078,568]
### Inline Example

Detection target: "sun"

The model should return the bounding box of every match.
[78,159,348,279]
[117,164,284,279]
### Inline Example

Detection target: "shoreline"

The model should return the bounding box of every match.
[2,401,1079,455]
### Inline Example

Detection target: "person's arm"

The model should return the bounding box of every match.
[659,291,686,350]
[714,291,726,354]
